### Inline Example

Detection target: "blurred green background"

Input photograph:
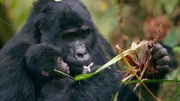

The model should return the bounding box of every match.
[0,0,180,100]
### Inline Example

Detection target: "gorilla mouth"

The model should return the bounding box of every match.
[64,55,92,67]
[64,55,92,76]
[68,62,94,76]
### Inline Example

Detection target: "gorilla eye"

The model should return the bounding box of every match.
[81,29,91,37]
[62,33,75,38]
[66,34,73,38]
[83,29,91,34]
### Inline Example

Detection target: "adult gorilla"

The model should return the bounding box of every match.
[0,0,173,101]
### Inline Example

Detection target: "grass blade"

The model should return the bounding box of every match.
[121,79,180,84]
[54,69,74,80]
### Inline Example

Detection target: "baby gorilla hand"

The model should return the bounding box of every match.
[56,57,69,74]
[151,43,171,77]
[25,43,69,79]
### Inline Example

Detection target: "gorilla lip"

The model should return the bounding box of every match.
[65,55,92,67]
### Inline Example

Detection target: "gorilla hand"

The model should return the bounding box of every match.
[151,43,171,78]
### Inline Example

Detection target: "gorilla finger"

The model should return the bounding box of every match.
[151,43,163,55]
[156,56,170,66]
[152,48,168,60]
[156,65,172,73]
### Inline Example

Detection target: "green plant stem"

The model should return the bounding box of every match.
[54,69,74,79]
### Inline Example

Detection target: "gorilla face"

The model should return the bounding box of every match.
[35,0,97,76]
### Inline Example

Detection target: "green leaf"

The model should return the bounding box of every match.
[112,91,119,101]
[164,30,178,47]
[0,0,3,3]
[166,69,180,80]
[173,47,180,53]
[74,73,95,81]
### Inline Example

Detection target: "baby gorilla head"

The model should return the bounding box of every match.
[25,43,70,80]
[40,57,70,78]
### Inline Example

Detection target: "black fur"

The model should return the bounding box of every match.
[0,0,176,101]
[0,0,118,101]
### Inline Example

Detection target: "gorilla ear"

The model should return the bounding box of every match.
[38,15,53,35]
[38,21,50,35]
[38,25,45,35]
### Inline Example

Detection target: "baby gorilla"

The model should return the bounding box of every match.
[25,43,94,80]
[25,43,70,80]
[25,43,70,101]
[25,43,97,101]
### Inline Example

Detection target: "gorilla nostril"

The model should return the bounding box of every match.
[76,51,88,58]
[77,53,84,58]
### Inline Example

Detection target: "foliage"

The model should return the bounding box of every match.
[164,28,180,47]
[3,0,34,32]
[174,47,180,53]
